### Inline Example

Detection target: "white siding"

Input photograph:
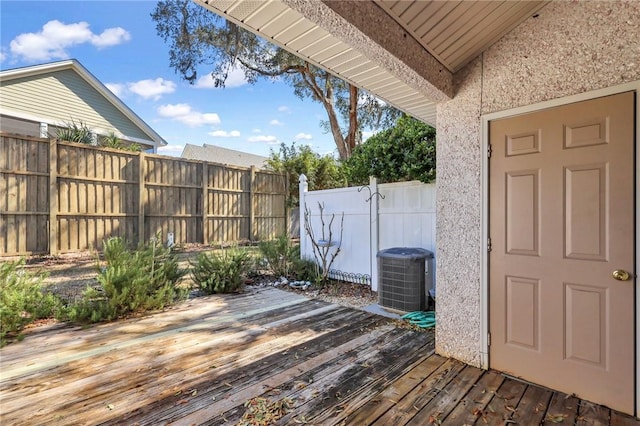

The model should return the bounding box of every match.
[0,69,151,141]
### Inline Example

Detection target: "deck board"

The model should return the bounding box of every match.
[1,287,638,426]
[442,369,506,424]
[405,365,485,426]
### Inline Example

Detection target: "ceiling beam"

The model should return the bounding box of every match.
[283,0,453,102]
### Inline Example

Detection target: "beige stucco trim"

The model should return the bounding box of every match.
[481,80,640,413]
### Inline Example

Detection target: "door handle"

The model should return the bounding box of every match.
[612,270,631,281]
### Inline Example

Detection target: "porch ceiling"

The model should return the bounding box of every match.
[377,1,548,73]
[195,0,549,126]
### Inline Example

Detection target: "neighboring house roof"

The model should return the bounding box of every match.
[0,59,166,148]
[181,143,268,169]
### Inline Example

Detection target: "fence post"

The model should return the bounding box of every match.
[298,174,308,256]
[249,165,256,241]
[202,162,209,245]
[369,176,379,291]
[48,138,58,255]
[284,173,289,239]
[138,152,146,245]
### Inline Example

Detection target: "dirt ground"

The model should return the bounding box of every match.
[15,244,378,310]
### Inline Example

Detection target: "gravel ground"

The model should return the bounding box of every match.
[17,246,378,311]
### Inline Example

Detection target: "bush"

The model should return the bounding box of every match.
[191,248,253,294]
[291,257,319,283]
[258,235,300,278]
[67,236,186,322]
[54,119,95,144]
[266,142,347,207]
[344,114,436,185]
[0,260,62,346]
[101,132,142,152]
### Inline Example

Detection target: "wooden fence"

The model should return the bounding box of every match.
[0,133,287,256]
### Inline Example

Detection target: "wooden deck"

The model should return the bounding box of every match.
[0,287,637,425]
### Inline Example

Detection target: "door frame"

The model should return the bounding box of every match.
[480,80,640,412]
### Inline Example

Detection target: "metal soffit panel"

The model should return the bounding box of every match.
[198,0,438,126]
[197,0,548,125]
[377,0,549,73]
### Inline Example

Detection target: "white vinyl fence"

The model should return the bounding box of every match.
[299,176,436,292]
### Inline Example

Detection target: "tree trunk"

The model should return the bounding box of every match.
[345,84,359,157]
[325,103,348,160]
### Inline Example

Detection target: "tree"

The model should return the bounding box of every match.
[344,115,436,185]
[151,0,400,160]
[267,142,345,207]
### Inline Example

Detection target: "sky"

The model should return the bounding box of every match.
[0,0,343,157]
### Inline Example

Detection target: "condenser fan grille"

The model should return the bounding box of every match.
[377,247,433,312]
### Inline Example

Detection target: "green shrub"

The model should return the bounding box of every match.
[0,260,62,346]
[101,132,142,152]
[55,119,95,144]
[191,248,252,294]
[258,235,299,278]
[291,256,319,283]
[67,236,186,323]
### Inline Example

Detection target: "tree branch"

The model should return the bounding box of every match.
[237,58,305,77]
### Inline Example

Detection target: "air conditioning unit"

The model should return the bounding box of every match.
[377,247,434,312]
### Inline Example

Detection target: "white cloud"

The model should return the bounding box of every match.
[209,130,241,138]
[128,78,176,100]
[0,51,6,63]
[277,105,290,113]
[9,20,130,62]
[157,103,221,127]
[157,103,191,117]
[157,144,185,154]
[252,128,262,134]
[248,135,278,144]
[104,83,125,98]
[294,133,312,141]
[269,119,284,126]
[91,27,130,48]
[362,130,377,141]
[194,66,247,89]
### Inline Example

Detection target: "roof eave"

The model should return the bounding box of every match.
[0,59,167,147]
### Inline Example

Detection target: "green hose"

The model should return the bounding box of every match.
[402,311,436,328]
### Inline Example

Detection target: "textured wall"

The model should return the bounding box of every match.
[483,1,640,113]
[435,58,483,366]
[435,0,640,366]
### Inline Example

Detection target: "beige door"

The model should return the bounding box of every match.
[489,92,635,414]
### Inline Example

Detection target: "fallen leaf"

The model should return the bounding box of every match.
[106,404,114,411]
[545,413,568,423]
[429,414,442,425]
[293,381,307,390]
[495,392,516,401]
[190,389,198,396]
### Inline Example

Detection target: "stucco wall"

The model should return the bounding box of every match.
[435,0,640,366]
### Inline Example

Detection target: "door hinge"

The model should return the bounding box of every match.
[487,237,492,252]
[487,144,492,158]
[487,332,491,347]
